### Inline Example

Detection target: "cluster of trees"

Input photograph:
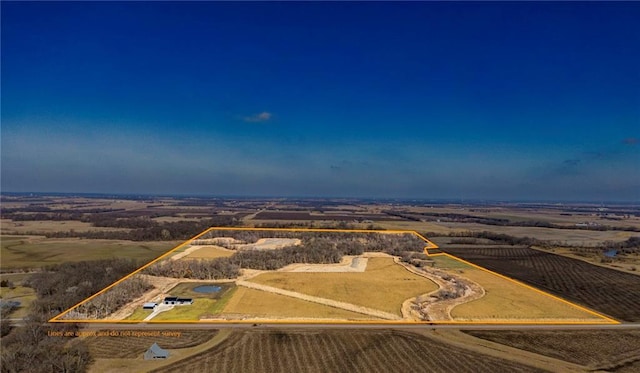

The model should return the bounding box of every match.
[598,236,640,254]
[2,257,144,372]
[433,231,545,247]
[144,257,241,280]
[146,232,426,279]
[1,317,92,373]
[71,276,152,319]
[26,259,144,317]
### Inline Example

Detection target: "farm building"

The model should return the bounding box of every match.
[163,297,193,305]
[143,302,157,310]
[144,343,169,360]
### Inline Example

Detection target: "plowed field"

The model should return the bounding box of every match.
[442,246,640,321]
[150,329,546,373]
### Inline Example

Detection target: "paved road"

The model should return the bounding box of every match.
[73,321,640,331]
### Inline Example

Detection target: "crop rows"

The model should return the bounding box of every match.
[151,329,545,373]
[464,330,640,368]
[442,246,640,321]
[86,330,218,359]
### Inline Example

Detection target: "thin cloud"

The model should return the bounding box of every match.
[243,111,272,123]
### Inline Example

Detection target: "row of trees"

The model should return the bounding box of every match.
[70,276,152,320]
[25,259,145,317]
[146,233,427,279]
[388,209,640,232]
[40,217,240,241]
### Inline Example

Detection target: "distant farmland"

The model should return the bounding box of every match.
[253,211,398,221]
[442,246,640,321]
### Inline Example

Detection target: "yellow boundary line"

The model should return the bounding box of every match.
[49,227,618,325]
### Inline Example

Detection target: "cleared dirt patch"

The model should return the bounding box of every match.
[281,255,368,272]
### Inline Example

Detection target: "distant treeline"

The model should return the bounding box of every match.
[145,232,426,279]
[38,217,239,241]
[388,210,640,232]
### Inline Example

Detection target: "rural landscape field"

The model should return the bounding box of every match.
[1,193,639,372]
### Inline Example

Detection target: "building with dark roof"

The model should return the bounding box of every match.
[144,343,169,360]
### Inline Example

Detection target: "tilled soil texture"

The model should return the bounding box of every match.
[149,329,547,373]
[86,330,219,359]
[441,246,640,321]
[463,330,640,371]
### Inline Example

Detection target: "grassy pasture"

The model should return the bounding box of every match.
[152,283,237,321]
[184,245,234,259]
[222,287,375,320]
[0,285,36,318]
[248,257,437,316]
[125,308,153,320]
[431,255,605,321]
[1,236,180,269]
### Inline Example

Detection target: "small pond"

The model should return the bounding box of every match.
[193,285,222,293]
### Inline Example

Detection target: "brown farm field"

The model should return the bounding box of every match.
[149,329,546,373]
[464,330,640,371]
[85,329,219,358]
[247,257,438,316]
[1,236,180,269]
[442,246,640,322]
[0,219,129,234]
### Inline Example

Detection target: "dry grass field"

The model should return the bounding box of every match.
[432,223,636,245]
[0,219,128,234]
[183,245,235,259]
[149,329,546,373]
[247,257,437,316]
[442,246,640,321]
[431,255,605,321]
[221,287,376,320]
[1,236,180,269]
[464,330,640,371]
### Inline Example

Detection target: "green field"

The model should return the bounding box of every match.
[152,283,237,321]
[1,235,180,269]
[0,285,36,318]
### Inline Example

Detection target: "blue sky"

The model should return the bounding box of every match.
[2,2,639,201]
